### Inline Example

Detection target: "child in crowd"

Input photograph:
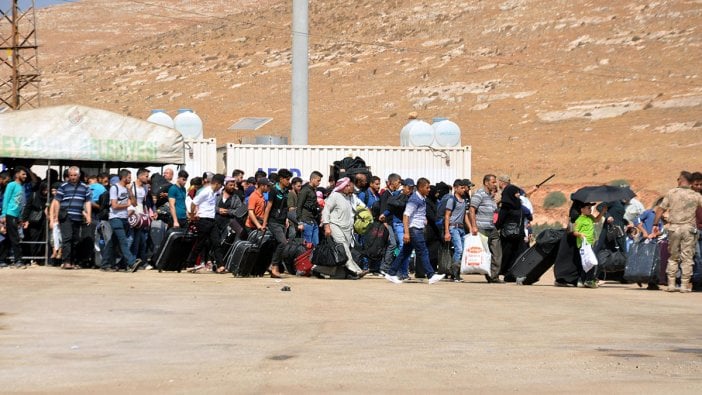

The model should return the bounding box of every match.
[572,202,606,288]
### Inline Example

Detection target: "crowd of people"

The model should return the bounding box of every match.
[1,163,701,292]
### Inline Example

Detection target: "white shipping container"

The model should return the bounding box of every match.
[182,138,217,179]
[217,144,471,184]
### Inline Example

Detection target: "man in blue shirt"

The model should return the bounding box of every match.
[385,178,445,284]
[1,167,28,267]
[168,170,189,229]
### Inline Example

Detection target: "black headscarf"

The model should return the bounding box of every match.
[500,184,522,209]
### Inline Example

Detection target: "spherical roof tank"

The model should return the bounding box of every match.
[174,109,203,139]
[400,119,418,146]
[407,120,434,147]
[146,109,174,129]
[432,119,461,147]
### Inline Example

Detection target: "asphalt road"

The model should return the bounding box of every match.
[1,266,700,394]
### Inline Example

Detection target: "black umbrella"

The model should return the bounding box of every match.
[570,185,635,203]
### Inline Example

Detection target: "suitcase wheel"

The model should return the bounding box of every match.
[158,269,163,273]
[516,277,526,286]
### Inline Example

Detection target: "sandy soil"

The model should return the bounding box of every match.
[1,266,700,394]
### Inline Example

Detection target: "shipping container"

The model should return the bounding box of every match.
[181,138,217,179]
[217,144,471,184]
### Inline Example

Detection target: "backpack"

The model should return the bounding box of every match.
[332,156,367,181]
[435,194,458,226]
[360,221,389,261]
[97,189,111,221]
[354,206,373,235]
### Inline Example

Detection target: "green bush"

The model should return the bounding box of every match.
[543,191,567,209]
[609,179,630,187]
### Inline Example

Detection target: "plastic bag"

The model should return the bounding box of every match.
[579,237,598,273]
[461,234,491,275]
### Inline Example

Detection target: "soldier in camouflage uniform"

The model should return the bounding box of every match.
[653,171,702,293]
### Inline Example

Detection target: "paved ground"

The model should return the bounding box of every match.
[1,266,700,394]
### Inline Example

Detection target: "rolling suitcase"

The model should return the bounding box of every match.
[225,239,260,276]
[658,238,670,285]
[155,228,196,272]
[504,246,555,285]
[248,229,276,276]
[624,240,660,284]
[505,228,563,285]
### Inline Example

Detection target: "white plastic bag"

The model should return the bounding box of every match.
[579,237,598,273]
[461,234,491,275]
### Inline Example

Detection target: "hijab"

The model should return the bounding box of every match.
[500,184,522,209]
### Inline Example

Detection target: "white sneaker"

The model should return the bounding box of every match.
[428,273,446,284]
[385,274,403,284]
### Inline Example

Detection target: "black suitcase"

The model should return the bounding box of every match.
[226,240,260,277]
[504,246,554,285]
[247,229,276,276]
[505,229,564,285]
[155,229,196,272]
[624,240,660,284]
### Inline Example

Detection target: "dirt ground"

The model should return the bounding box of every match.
[1,266,700,394]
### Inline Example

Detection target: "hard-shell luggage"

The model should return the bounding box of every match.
[656,237,702,288]
[294,249,313,276]
[624,239,660,284]
[155,228,196,272]
[658,238,670,285]
[282,239,313,275]
[247,229,275,276]
[226,239,260,276]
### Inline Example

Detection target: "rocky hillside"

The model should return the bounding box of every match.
[24,0,702,214]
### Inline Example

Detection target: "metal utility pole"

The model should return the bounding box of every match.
[290,0,308,145]
[0,0,40,110]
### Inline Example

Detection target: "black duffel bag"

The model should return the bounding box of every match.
[312,237,348,267]
[597,248,627,273]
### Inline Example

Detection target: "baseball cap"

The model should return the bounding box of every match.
[402,178,415,187]
[257,177,272,186]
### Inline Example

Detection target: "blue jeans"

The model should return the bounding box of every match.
[449,226,466,262]
[104,218,136,268]
[392,221,410,277]
[302,221,319,246]
[131,227,147,261]
[389,227,434,278]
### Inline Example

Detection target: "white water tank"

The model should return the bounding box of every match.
[174,108,203,139]
[146,109,174,129]
[432,117,462,147]
[403,119,434,147]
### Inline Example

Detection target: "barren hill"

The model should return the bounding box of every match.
[28,0,702,210]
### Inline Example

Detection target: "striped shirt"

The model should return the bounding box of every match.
[55,181,92,222]
[470,188,497,231]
